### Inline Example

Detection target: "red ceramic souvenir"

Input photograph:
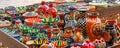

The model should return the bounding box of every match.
[10,14,15,18]
[38,1,49,14]
[73,28,83,42]
[47,3,57,18]
[86,11,101,42]
[46,29,52,38]
[81,39,95,48]
[42,25,50,29]
[71,43,80,48]
[25,18,41,26]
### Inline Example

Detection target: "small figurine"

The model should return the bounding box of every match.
[51,28,60,38]
[73,28,83,42]
[64,6,77,26]
[81,39,95,48]
[93,36,106,48]
[71,43,80,48]
[38,1,49,17]
[47,3,57,18]
[20,36,30,44]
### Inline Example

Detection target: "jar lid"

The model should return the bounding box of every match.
[106,20,116,24]
[78,8,88,12]
[65,26,73,29]
[42,25,50,29]
[69,6,76,10]
[73,28,81,31]
[41,1,45,5]
[87,11,99,16]
[46,29,52,33]
[49,3,53,7]
[52,28,60,31]
[74,43,78,47]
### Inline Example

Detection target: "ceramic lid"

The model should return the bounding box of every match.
[106,20,117,24]
[46,29,52,33]
[52,28,60,31]
[64,26,73,29]
[42,25,50,29]
[73,28,81,32]
[87,11,99,16]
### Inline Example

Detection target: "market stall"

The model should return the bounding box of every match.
[0,0,120,48]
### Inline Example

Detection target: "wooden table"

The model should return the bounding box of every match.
[0,31,28,48]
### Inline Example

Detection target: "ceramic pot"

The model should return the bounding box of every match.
[105,20,117,46]
[73,28,83,42]
[86,11,101,42]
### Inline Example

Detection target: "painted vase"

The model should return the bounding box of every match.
[104,20,117,46]
[61,26,74,44]
[73,28,83,42]
[47,3,57,18]
[86,11,101,42]
[52,28,60,38]
[38,1,49,16]
[64,6,77,26]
